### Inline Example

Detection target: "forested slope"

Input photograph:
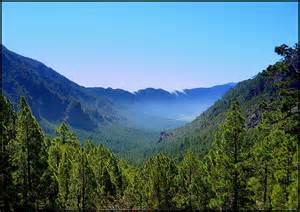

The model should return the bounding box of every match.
[156,44,299,159]
[1,45,121,132]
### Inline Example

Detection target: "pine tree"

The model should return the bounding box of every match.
[210,100,250,210]
[57,146,72,208]
[123,167,144,208]
[0,95,16,210]
[141,154,178,209]
[175,151,211,209]
[55,122,78,146]
[247,111,278,209]
[102,166,116,198]
[68,147,96,210]
[47,138,62,208]
[7,97,47,209]
[249,111,298,210]
[86,143,120,208]
[106,156,123,196]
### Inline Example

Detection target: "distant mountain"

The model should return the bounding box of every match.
[86,84,236,104]
[136,84,236,102]
[86,83,236,126]
[133,84,236,121]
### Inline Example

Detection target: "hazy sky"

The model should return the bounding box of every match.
[3,2,298,91]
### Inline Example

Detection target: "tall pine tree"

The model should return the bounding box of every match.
[0,95,16,210]
[7,97,47,209]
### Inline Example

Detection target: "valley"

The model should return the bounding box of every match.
[1,43,298,210]
[1,2,298,210]
[2,45,234,162]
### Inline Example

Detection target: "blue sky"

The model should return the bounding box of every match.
[3,2,298,91]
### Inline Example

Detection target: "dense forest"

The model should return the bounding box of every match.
[0,44,298,210]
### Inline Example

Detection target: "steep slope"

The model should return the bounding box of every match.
[1,45,155,162]
[1,44,236,162]
[1,45,119,132]
[2,44,234,132]
[156,44,299,158]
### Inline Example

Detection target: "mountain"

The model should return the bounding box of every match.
[87,84,236,107]
[87,83,236,129]
[155,44,299,159]
[0,45,152,162]
[2,45,234,131]
[132,84,236,122]
[2,44,298,210]
[2,44,235,161]
[1,45,119,132]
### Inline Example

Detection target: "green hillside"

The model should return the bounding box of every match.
[2,45,150,162]
[155,44,299,159]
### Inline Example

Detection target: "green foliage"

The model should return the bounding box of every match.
[7,97,48,209]
[155,44,299,160]
[208,101,254,210]
[68,148,96,209]
[0,95,16,210]
[174,151,211,209]
[1,44,298,210]
[139,154,178,209]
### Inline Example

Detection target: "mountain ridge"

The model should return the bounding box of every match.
[85,83,236,103]
[2,44,235,132]
[2,44,236,161]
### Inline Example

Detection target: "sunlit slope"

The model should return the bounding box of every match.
[156,44,299,159]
